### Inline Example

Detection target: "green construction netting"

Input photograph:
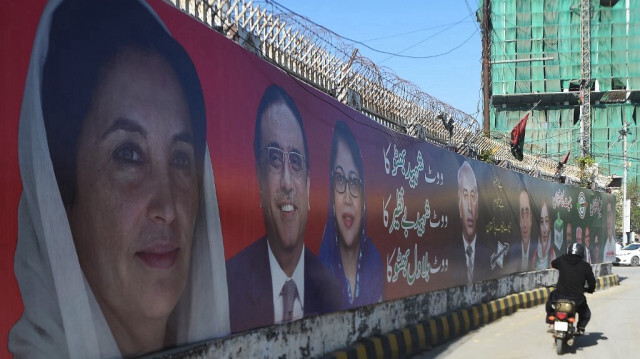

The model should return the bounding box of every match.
[546,108,559,129]
[527,109,543,153]
[551,108,572,155]
[612,7,626,27]
[532,66,544,88]
[609,106,623,128]
[544,0,559,23]
[631,10,640,35]
[506,110,523,131]
[493,14,506,30]
[630,50,640,77]
[532,38,544,57]
[544,24,558,40]
[491,42,505,62]
[491,0,640,93]
[495,109,508,129]
[489,1,640,176]
[493,61,505,94]
[613,63,626,80]
[505,0,516,20]
[532,24,543,39]
[592,106,609,130]
[531,0,543,13]
[560,108,573,127]
[600,7,613,24]
[547,79,561,92]
[625,105,636,126]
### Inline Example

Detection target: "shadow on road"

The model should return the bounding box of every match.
[577,331,607,348]
[551,332,607,355]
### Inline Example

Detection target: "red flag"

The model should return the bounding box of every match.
[561,150,571,165]
[510,113,529,161]
[579,91,583,104]
[555,150,571,175]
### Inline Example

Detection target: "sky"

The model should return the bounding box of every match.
[273,0,483,122]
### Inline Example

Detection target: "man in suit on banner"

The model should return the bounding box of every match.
[226,84,340,333]
[451,161,490,285]
[510,188,536,272]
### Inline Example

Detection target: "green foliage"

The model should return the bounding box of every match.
[477,149,494,163]
[576,155,596,188]
[576,155,596,170]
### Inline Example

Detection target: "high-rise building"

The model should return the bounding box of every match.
[485,0,640,183]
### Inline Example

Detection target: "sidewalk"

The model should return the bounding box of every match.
[322,274,619,359]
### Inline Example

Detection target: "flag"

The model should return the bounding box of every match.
[579,90,583,104]
[510,113,529,161]
[561,150,571,165]
[555,150,571,175]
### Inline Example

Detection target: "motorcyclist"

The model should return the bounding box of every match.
[545,243,596,335]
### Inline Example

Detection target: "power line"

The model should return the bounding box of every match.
[360,18,475,43]
[268,0,480,60]
[464,0,481,32]
[379,27,479,63]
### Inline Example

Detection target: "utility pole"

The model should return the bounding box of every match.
[481,0,492,137]
[622,121,630,244]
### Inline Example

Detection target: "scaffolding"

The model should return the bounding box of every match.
[488,0,640,184]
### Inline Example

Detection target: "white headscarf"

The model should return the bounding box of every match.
[9,0,230,357]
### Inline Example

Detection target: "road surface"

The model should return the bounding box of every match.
[412,266,638,358]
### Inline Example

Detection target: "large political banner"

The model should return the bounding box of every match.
[0,0,616,357]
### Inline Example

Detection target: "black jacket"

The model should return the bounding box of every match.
[552,254,596,301]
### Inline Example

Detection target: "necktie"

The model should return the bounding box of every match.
[466,245,474,283]
[281,279,298,322]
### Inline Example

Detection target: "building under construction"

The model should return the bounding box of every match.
[484,0,640,184]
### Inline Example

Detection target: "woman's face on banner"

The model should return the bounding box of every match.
[67,48,198,328]
[333,139,363,249]
[585,227,591,247]
[540,203,550,246]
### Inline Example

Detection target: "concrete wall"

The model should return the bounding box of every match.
[168,263,612,358]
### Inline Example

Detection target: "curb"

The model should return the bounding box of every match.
[595,273,619,290]
[323,274,619,359]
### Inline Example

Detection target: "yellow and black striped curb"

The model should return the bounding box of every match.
[595,273,619,290]
[323,274,619,359]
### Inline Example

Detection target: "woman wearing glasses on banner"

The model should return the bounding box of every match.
[319,120,384,309]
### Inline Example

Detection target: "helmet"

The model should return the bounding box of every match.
[568,243,585,258]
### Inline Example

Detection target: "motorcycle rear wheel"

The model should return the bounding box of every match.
[556,338,564,355]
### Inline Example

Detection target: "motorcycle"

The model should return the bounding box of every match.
[547,299,578,355]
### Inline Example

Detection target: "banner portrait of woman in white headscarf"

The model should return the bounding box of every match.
[9,0,230,357]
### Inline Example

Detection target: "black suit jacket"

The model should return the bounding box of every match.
[509,237,537,272]
[226,236,341,333]
[447,235,492,286]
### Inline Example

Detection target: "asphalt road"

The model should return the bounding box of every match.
[411,266,639,358]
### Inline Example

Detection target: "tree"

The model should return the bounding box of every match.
[615,182,640,234]
[576,155,596,188]
[477,149,494,163]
